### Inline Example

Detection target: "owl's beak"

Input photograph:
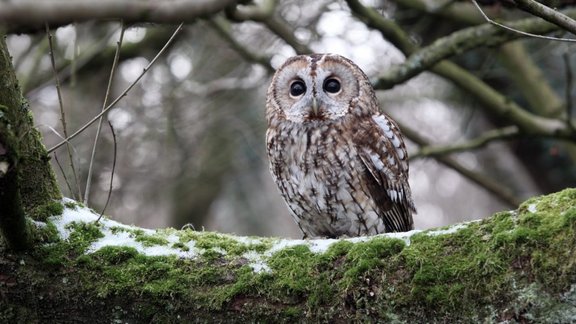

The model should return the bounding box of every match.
[311,97,319,116]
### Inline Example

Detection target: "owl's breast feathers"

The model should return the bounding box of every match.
[266,114,415,236]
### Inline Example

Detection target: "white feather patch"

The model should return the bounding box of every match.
[372,114,391,132]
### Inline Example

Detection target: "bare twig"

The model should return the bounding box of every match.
[26,29,117,94]
[96,121,117,223]
[85,22,125,205]
[564,53,575,130]
[470,0,576,42]
[411,126,520,159]
[53,152,74,197]
[46,24,83,202]
[47,23,184,154]
[1,0,240,33]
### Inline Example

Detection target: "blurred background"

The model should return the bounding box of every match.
[6,0,576,238]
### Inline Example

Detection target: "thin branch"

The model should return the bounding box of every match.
[46,24,83,202]
[390,0,487,25]
[564,53,576,130]
[470,0,576,42]
[53,152,74,197]
[85,22,125,205]
[262,16,312,55]
[400,123,522,207]
[25,28,117,95]
[207,17,274,73]
[345,0,418,54]
[497,42,564,118]
[47,23,184,154]
[411,126,520,159]
[512,0,576,36]
[97,121,117,223]
[225,0,313,55]
[0,0,241,33]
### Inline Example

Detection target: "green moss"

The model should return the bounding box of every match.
[343,237,405,285]
[19,188,576,322]
[134,230,169,246]
[35,201,64,219]
[66,222,104,252]
[171,242,189,251]
[30,219,59,244]
[64,201,79,210]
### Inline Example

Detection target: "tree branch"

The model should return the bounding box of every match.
[5,189,576,321]
[497,41,565,118]
[207,18,274,73]
[400,122,522,207]
[225,1,313,55]
[0,0,241,33]
[513,0,576,36]
[410,126,520,160]
[375,9,576,89]
[345,0,575,142]
[390,0,487,25]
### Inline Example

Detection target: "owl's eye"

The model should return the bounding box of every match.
[323,78,341,94]
[289,80,306,97]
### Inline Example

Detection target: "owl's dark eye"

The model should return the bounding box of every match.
[289,80,306,97]
[323,78,341,94]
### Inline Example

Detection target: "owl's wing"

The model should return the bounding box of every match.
[355,114,415,232]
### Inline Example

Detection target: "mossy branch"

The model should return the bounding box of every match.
[1,189,575,322]
[375,8,576,89]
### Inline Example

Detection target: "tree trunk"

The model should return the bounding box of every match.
[0,33,61,250]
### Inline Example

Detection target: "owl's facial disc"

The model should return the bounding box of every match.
[271,54,361,123]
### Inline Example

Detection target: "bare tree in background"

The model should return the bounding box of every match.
[3,0,576,238]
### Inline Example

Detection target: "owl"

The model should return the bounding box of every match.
[265,53,416,238]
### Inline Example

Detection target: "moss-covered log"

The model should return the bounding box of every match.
[0,189,575,322]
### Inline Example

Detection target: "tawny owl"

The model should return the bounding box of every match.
[266,53,416,238]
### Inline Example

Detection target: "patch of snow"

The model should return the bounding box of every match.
[308,238,338,253]
[426,223,467,236]
[243,251,271,273]
[44,198,475,274]
[527,203,538,213]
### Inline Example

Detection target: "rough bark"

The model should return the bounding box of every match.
[0,33,61,249]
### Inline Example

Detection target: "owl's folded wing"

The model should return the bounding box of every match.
[355,114,415,232]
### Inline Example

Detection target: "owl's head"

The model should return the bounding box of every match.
[266,54,377,123]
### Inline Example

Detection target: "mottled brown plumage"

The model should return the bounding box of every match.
[266,54,415,238]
